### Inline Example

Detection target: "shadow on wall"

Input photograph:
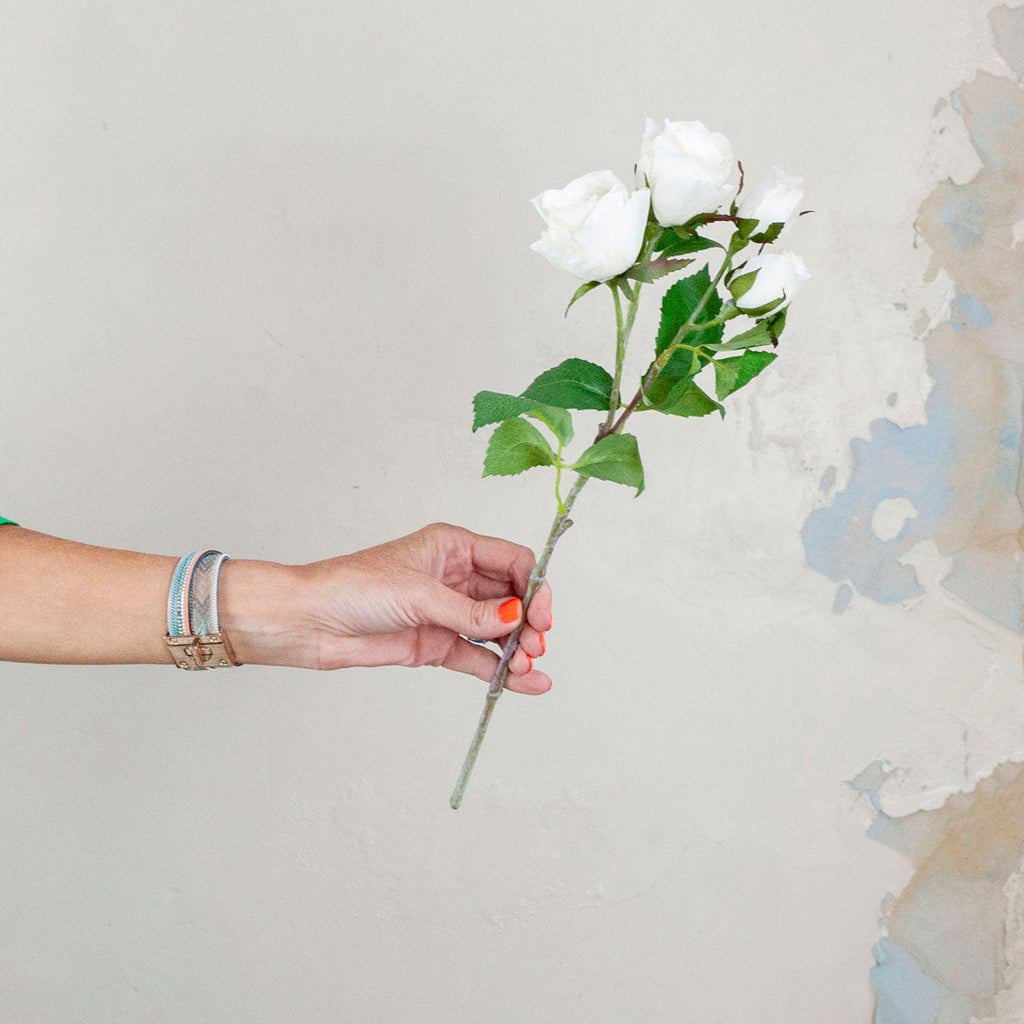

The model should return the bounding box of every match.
[830,6,1024,1022]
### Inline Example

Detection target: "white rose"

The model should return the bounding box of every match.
[530,171,650,283]
[731,251,811,311]
[736,166,805,235]
[637,118,735,227]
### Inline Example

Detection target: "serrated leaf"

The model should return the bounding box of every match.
[564,280,601,317]
[521,358,614,411]
[572,433,645,495]
[482,417,558,478]
[624,257,694,283]
[655,266,724,357]
[472,391,574,445]
[654,229,724,258]
[525,407,574,446]
[713,350,777,400]
[647,377,723,418]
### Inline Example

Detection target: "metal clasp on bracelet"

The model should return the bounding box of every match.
[165,633,237,670]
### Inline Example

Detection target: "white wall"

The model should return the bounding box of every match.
[1,2,1021,1020]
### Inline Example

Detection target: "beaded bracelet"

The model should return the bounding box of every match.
[164,549,240,670]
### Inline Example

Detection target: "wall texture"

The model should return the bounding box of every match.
[1,2,1021,1021]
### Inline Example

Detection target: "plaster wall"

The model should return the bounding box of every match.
[0,2,1021,1021]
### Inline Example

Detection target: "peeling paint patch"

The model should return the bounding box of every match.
[990,4,1024,76]
[832,582,853,614]
[871,937,973,1024]
[872,497,919,542]
[802,9,1024,633]
[939,189,986,248]
[857,761,1024,1022]
[800,381,954,604]
[949,292,993,331]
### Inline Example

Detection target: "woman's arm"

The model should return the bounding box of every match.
[0,523,551,692]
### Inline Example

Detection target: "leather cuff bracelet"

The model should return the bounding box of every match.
[164,549,241,670]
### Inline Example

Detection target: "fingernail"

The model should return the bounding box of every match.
[499,598,521,624]
[525,654,534,672]
[548,612,554,631]
[539,632,546,655]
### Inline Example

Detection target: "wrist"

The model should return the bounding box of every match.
[217,558,312,667]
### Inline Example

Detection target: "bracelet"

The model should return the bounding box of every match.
[164,549,241,670]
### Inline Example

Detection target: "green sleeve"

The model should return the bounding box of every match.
[0,515,18,526]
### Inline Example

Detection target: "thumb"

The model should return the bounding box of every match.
[417,580,522,640]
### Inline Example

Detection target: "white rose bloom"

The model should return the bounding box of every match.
[637,118,735,227]
[737,166,805,235]
[733,251,811,311]
[530,171,650,283]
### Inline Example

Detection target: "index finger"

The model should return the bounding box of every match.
[466,531,538,596]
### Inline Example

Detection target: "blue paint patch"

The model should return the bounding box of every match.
[801,361,956,605]
[938,189,985,249]
[848,760,894,812]
[949,292,993,331]
[943,550,1022,633]
[997,375,1023,486]
[832,582,853,614]
[887,392,898,407]
[871,938,974,1024]
[819,465,837,493]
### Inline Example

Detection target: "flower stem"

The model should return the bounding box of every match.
[602,283,642,436]
[449,474,588,809]
[608,237,743,436]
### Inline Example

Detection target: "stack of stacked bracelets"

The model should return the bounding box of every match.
[164,549,241,670]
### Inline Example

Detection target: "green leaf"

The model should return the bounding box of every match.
[652,378,724,418]
[624,257,694,283]
[713,350,778,400]
[714,310,786,351]
[735,217,760,239]
[655,266,724,357]
[564,280,602,317]
[654,228,724,258]
[726,267,758,302]
[572,433,645,495]
[482,418,559,477]
[768,307,787,341]
[472,391,574,445]
[750,222,785,245]
[521,358,614,411]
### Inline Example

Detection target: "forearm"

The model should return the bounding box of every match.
[0,526,305,667]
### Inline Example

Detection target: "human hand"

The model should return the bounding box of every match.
[222,524,552,692]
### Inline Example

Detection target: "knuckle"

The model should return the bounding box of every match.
[421,521,458,542]
[470,601,493,633]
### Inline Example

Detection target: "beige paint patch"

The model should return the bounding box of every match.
[914,59,1024,620]
[866,7,1024,1022]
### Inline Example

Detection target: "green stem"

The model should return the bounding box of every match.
[449,475,588,810]
[608,238,743,435]
[554,442,566,513]
[602,283,642,435]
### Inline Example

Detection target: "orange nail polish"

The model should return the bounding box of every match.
[525,654,534,671]
[539,632,546,655]
[499,598,521,624]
